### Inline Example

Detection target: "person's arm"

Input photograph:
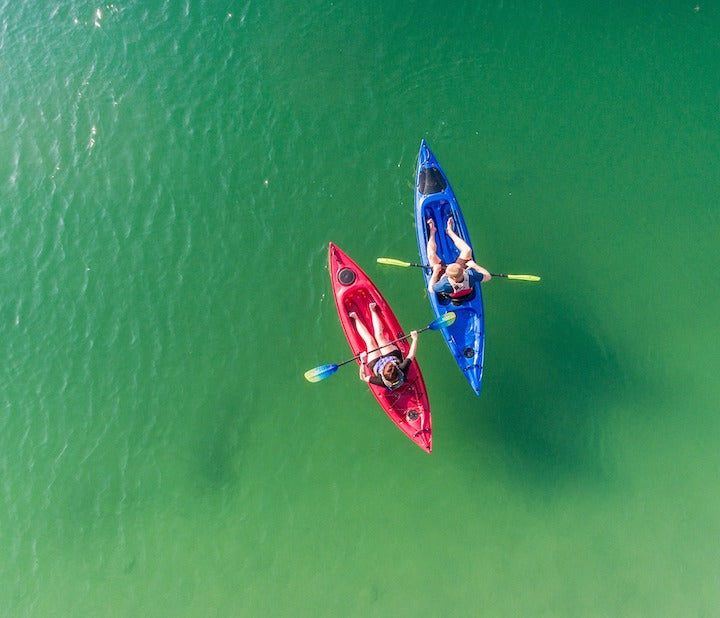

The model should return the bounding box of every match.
[428,264,443,293]
[404,331,419,362]
[466,259,491,281]
[358,352,371,383]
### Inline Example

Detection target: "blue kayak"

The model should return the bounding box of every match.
[414,140,485,395]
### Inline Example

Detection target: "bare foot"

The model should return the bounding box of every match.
[369,302,378,313]
[446,217,455,234]
[427,218,436,236]
[349,311,358,320]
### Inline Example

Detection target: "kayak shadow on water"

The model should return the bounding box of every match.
[184,397,248,491]
[475,289,648,488]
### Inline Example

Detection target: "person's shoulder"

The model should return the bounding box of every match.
[432,278,450,292]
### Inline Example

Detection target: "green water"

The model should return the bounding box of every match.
[2,2,719,616]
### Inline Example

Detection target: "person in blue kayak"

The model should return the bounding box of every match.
[426,217,492,303]
[349,302,418,390]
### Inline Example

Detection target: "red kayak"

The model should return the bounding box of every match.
[328,243,432,453]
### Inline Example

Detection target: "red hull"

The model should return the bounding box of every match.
[328,243,432,453]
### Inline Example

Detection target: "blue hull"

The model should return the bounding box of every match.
[414,140,485,395]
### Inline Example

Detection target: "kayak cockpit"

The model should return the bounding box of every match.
[418,167,446,195]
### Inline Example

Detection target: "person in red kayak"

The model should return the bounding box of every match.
[349,302,418,390]
[426,216,492,303]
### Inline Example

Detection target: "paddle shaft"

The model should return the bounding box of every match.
[419,262,510,278]
[381,259,523,279]
[335,324,432,369]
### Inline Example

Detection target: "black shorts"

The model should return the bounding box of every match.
[368,349,403,371]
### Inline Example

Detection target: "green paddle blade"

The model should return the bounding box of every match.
[430,312,456,329]
[304,364,339,383]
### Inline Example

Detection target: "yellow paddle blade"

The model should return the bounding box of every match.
[377,257,412,267]
[505,274,541,281]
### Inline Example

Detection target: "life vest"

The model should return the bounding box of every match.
[448,270,470,292]
[449,286,476,305]
[445,271,476,305]
[373,355,405,390]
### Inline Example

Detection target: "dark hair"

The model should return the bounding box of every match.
[382,362,400,383]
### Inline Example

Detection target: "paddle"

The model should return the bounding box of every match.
[304,312,457,383]
[376,257,541,281]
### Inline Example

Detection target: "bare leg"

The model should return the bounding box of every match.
[446,216,473,262]
[369,303,397,353]
[349,311,377,351]
[426,219,441,267]
[369,303,387,346]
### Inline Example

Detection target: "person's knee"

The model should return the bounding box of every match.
[375,336,390,349]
